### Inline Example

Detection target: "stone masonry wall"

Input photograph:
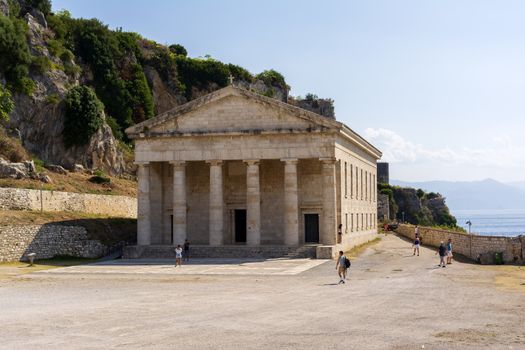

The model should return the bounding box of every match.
[0,188,136,218]
[0,225,107,262]
[395,224,524,264]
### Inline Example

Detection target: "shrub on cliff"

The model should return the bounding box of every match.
[0,84,14,122]
[63,86,104,147]
[0,15,34,94]
[169,43,187,57]
[255,69,288,89]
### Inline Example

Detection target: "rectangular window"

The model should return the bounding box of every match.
[365,171,368,201]
[350,165,353,198]
[372,175,377,202]
[355,166,358,199]
[356,214,359,231]
[345,213,348,233]
[361,169,364,200]
[351,213,354,232]
[344,162,348,197]
[361,213,364,229]
[369,173,372,202]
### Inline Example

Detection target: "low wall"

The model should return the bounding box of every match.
[395,224,524,264]
[0,224,107,262]
[0,187,136,218]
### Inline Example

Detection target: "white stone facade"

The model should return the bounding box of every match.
[125,86,381,257]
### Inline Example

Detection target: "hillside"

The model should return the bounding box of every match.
[0,0,334,179]
[391,179,525,211]
[378,183,459,228]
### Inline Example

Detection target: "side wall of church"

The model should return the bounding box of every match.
[335,137,379,250]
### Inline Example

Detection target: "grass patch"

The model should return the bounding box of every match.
[344,237,382,258]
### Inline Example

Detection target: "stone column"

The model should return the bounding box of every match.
[282,158,299,246]
[171,161,187,245]
[321,158,337,245]
[137,162,151,245]
[208,160,224,246]
[245,160,261,246]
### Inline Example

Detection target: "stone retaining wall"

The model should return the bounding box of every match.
[0,224,107,262]
[395,224,524,264]
[0,187,136,218]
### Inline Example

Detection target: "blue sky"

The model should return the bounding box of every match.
[52,0,525,182]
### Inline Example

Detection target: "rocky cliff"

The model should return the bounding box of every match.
[0,1,307,176]
[378,183,459,228]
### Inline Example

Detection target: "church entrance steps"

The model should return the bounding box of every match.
[123,244,319,259]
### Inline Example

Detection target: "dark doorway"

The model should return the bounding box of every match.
[234,209,247,243]
[304,214,320,243]
[170,214,173,245]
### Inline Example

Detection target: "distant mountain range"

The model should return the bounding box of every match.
[390,179,525,211]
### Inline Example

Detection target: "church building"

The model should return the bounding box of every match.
[124,85,381,258]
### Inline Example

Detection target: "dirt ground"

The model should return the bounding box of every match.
[0,234,523,349]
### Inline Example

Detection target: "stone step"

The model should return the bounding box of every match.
[123,245,318,259]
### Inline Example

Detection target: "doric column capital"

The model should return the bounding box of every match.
[243,159,260,166]
[320,157,337,165]
[206,160,223,166]
[281,158,299,165]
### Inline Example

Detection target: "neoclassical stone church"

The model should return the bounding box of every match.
[124,85,381,258]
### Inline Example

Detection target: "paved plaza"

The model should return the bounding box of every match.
[0,234,524,350]
[36,257,328,276]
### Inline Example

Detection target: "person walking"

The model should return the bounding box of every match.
[412,236,421,256]
[414,225,419,238]
[446,238,453,265]
[337,224,343,243]
[174,244,183,267]
[335,250,348,284]
[183,239,191,262]
[436,241,446,268]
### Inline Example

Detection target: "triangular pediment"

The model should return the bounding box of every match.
[125,86,340,137]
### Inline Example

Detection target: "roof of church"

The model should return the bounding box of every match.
[125,85,381,158]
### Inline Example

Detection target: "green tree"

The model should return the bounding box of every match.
[0,15,33,93]
[0,84,14,122]
[63,86,104,147]
[255,69,288,89]
[127,63,154,124]
[169,43,187,57]
[19,0,52,16]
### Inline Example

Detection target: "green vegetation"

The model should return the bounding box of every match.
[255,69,288,89]
[46,13,155,138]
[0,84,14,122]
[0,14,34,94]
[63,85,104,147]
[17,0,52,17]
[3,3,290,148]
[168,43,187,56]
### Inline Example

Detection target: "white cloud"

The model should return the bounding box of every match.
[364,128,525,168]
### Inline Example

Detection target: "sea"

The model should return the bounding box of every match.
[453,209,525,237]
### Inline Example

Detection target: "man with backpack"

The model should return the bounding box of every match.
[335,250,350,284]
